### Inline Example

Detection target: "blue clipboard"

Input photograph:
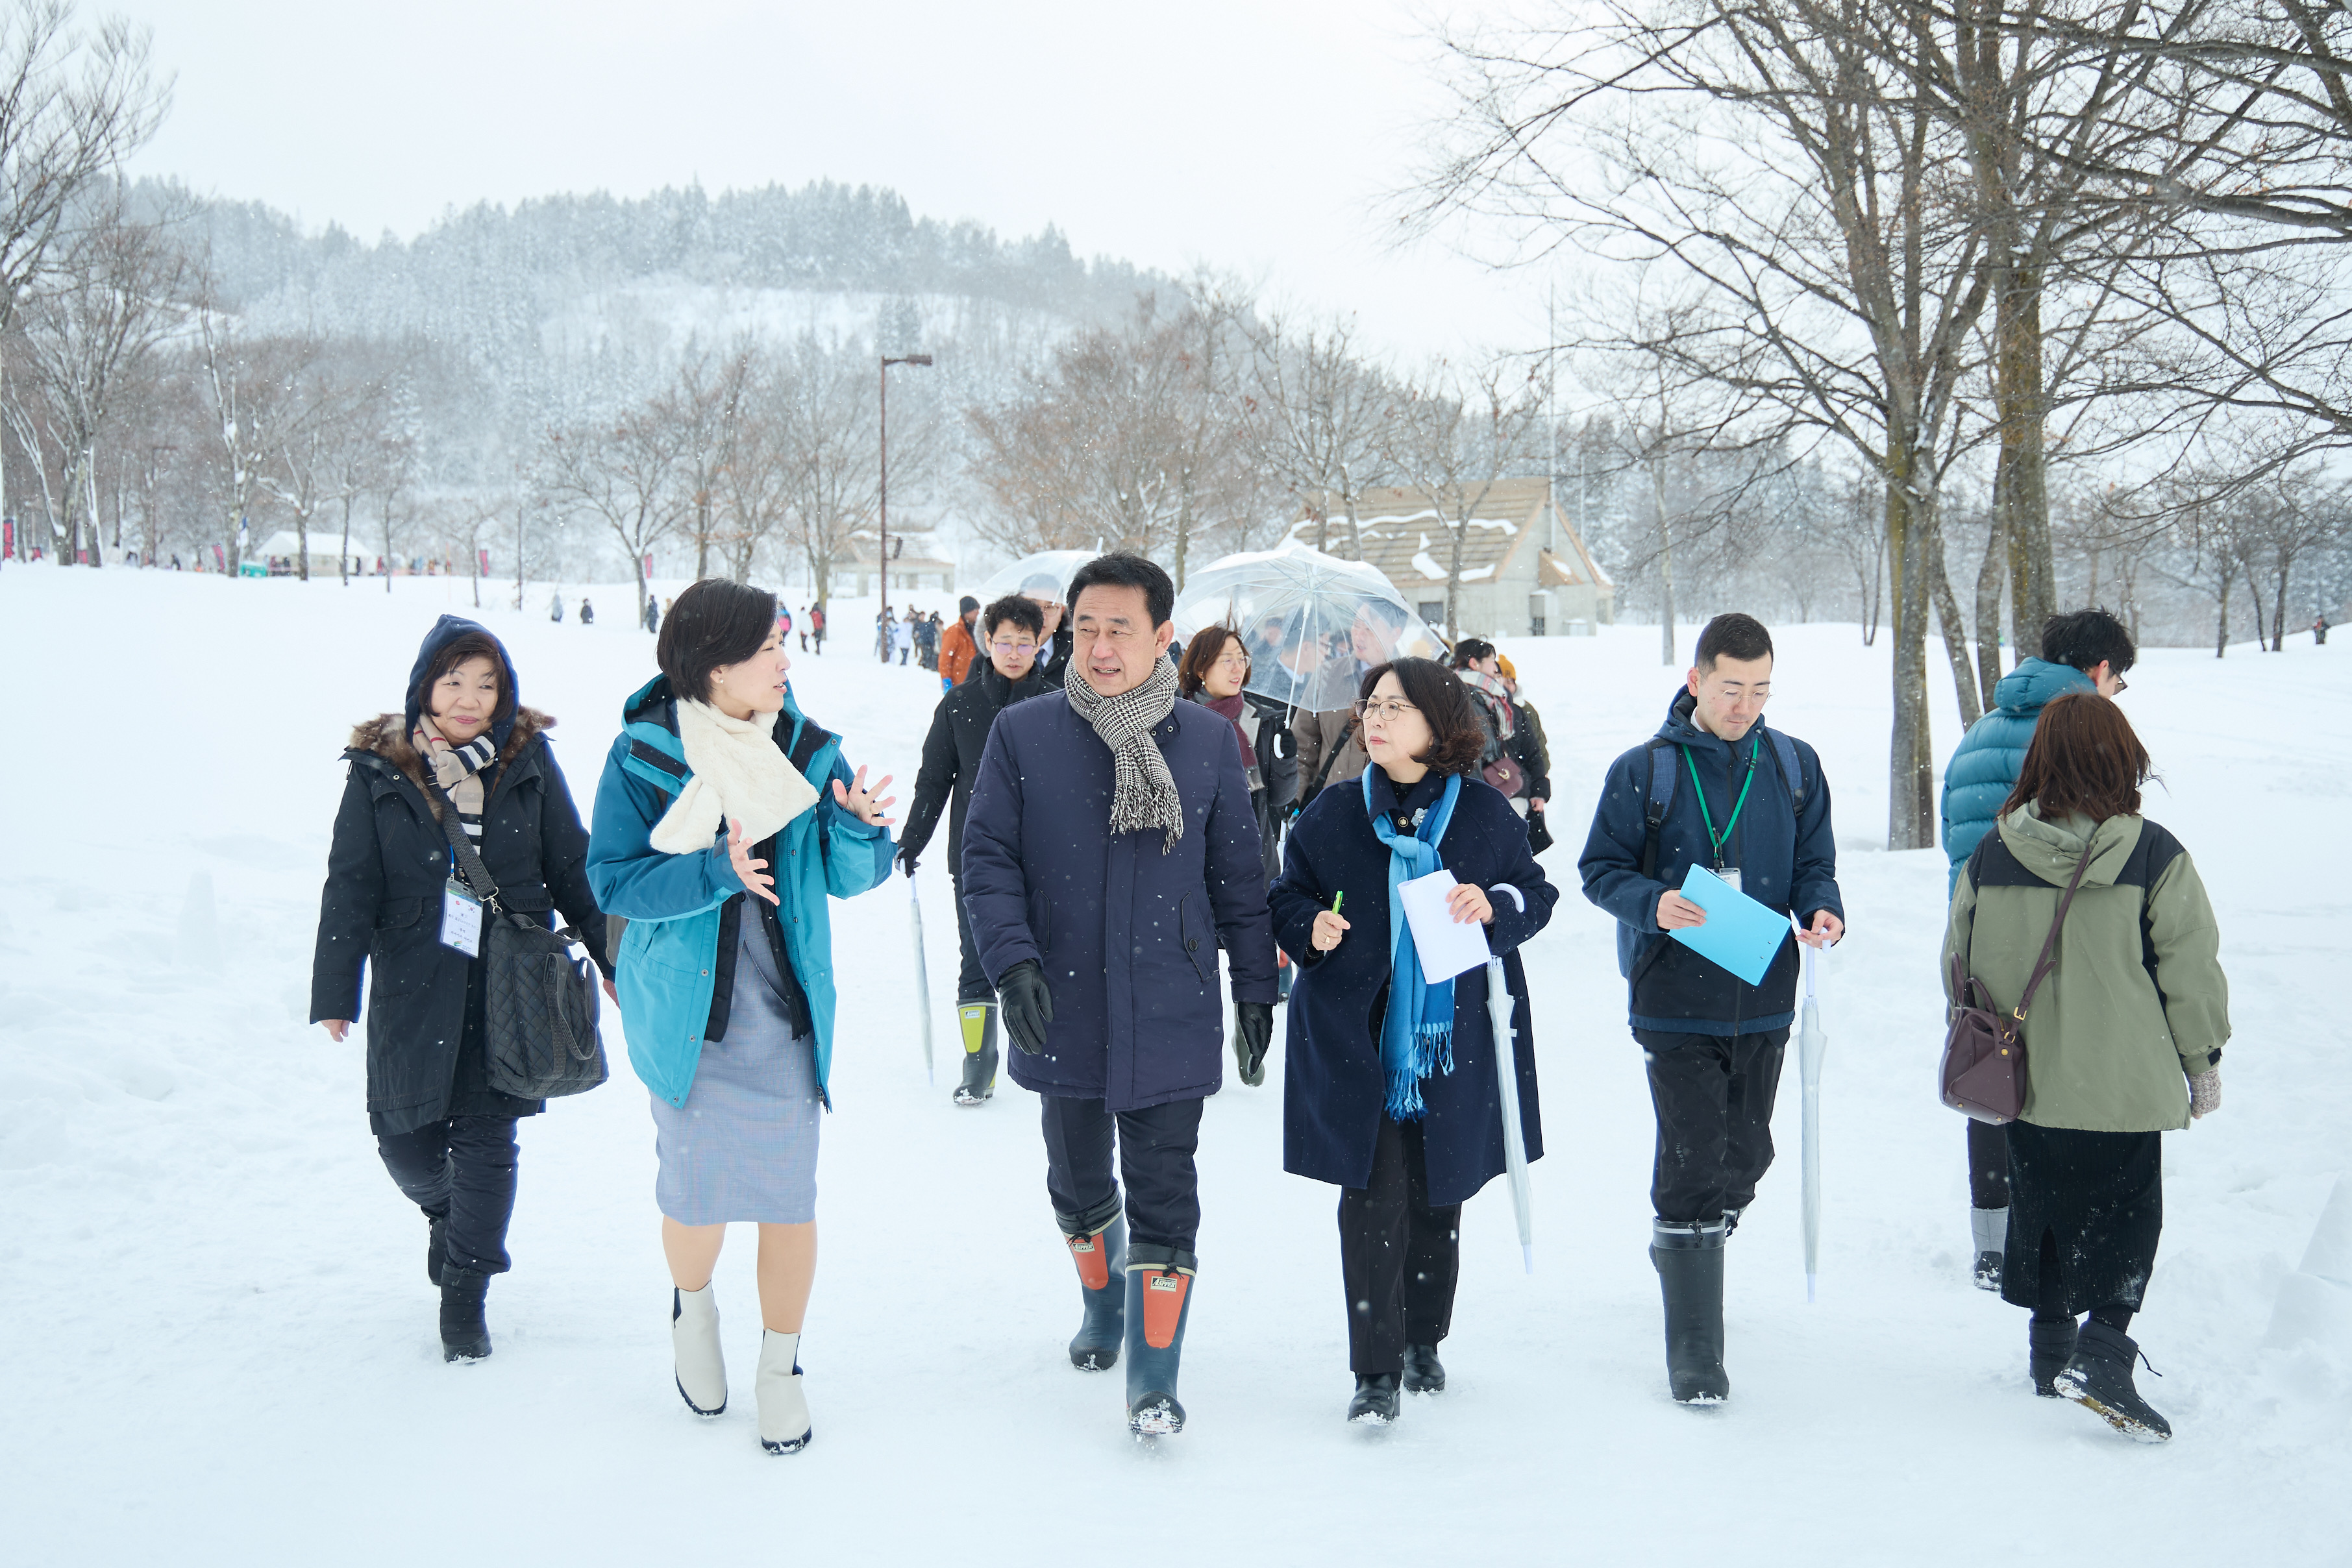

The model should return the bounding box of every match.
[1668,865,1792,986]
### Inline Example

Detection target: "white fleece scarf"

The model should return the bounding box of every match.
[649,699,821,855]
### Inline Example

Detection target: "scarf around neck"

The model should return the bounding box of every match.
[649,699,821,855]
[1066,653,1185,852]
[1195,691,1258,770]
[1459,668,1517,739]
[414,714,497,839]
[1365,766,1463,1120]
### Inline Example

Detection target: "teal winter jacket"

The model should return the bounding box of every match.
[1939,659,2094,891]
[586,676,895,1108]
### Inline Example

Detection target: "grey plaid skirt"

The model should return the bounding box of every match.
[650,920,821,1225]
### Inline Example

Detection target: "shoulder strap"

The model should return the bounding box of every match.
[1639,739,1677,879]
[2013,842,2097,1023]
[1306,715,1356,794]
[1766,729,1807,815]
[424,777,580,941]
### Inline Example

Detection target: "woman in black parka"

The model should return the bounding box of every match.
[311,615,613,1362]
[1269,657,1556,1427]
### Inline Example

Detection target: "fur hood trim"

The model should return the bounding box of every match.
[347,707,552,816]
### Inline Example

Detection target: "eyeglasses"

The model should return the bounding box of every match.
[1352,698,1419,722]
[989,640,1039,656]
[2114,676,2128,693]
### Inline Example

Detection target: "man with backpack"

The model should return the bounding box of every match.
[1939,607,2135,1292]
[1578,612,1843,1406]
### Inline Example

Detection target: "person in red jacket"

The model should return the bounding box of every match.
[937,595,982,691]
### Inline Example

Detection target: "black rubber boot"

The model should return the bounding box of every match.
[2054,1321,2171,1441]
[1058,1199,1126,1371]
[1402,1343,1446,1395]
[439,1267,493,1362]
[425,1214,449,1288]
[954,1003,999,1107]
[1347,1372,1401,1425]
[2028,1317,2078,1398]
[1124,1243,1195,1437]
[1651,1218,1729,1404]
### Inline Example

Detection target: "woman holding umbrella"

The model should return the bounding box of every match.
[1269,657,1556,1426]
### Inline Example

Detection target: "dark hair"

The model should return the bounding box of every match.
[1999,692,2153,822]
[1357,657,1487,775]
[1067,552,1174,628]
[658,578,780,704]
[1178,624,1246,696]
[1451,638,1497,669]
[982,593,1044,641]
[2038,607,2136,675]
[958,594,980,616]
[419,631,512,724]
[1695,613,1774,669]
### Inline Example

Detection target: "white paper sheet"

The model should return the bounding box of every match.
[1396,869,1491,983]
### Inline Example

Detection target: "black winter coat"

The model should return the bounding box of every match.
[1270,768,1556,1207]
[898,661,1051,876]
[310,709,611,1134]
[961,689,1280,1110]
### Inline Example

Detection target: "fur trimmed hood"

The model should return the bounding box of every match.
[347,707,554,818]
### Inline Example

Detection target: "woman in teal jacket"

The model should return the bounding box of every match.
[588,579,895,1456]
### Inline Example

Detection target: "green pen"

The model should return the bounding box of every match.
[1331,890,1344,916]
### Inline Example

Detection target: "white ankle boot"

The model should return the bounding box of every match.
[756,1330,812,1454]
[672,1284,726,1416]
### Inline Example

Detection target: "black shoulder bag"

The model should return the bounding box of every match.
[427,781,608,1100]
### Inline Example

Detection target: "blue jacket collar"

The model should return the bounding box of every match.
[1992,658,2094,715]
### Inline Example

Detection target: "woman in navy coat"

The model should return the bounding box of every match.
[1269,657,1555,1425]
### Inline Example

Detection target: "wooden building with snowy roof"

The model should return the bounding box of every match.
[1287,476,1614,639]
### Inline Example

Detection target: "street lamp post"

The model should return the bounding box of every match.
[878,352,934,661]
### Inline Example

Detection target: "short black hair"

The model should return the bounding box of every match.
[1695,613,1774,670]
[2038,607,2136,674]
[1452,638,1497,668]
[658,578,779,704]
[1067,552,1174,629]
[1357,657,1487,774]
[982,593,1044,641]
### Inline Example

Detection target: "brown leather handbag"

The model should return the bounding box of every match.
[1940,842,2094,1123]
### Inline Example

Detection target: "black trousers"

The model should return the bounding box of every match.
[376,1115,521,1275]
[1338,1114,1461,1375]
[950,872,990,1003]
[1039,1094,1204,1253]
[1637,1027,1790,1224]
[1968,1118,2011,1209]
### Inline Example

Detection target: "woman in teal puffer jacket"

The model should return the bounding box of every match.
[1937,608,2134,1293]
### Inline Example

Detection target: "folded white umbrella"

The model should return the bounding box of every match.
[1485,956,1534,1273]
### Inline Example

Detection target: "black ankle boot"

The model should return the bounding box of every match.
[439,1267,493,1362]
[1347,1373,1400,1425]
[2028,1317,2077,1398]
[1651,1219,1729,1404]
[1402,1343,1446,1394]
[2054,1321,2170,1441]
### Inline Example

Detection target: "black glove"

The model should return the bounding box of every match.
[998,959,1055,1055]
[895,846,919,877]
[1234,1000,1274,1086]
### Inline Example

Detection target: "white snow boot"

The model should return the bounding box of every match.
[1970,1206,2008,1292]
[672,1284,726,1416]
[756,1330,813,1454]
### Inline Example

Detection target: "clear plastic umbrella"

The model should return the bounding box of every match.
[1800,942,1827,1301]
[968,550,1097,611]
[1485,955,1535,1273]
[1173,542,1447,715]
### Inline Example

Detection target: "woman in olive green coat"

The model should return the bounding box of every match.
[1944,694,2227,1444]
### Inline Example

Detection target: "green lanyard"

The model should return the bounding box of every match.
[1683,742,1755,868]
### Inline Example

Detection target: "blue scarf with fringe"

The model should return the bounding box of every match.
[1365,768,1461,1120]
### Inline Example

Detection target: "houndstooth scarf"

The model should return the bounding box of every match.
[1065,653,1185,853]
[414,714,497,840]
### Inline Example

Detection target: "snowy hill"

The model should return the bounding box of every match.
[0,567,2343,1564]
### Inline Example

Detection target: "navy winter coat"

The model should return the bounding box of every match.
[959,689,1280,1111]
[1578,689,1842,1038]
[1270,768,1556,1208]
[1939,658,2094,892]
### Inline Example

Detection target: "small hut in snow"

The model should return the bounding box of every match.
[1287,477,1613,639]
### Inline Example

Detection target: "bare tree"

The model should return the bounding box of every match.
[193,266,327,576]
[1383,358,1546,641]
[1241,309,1394,559]
[543,398,689,622]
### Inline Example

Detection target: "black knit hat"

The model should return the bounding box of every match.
[959,594,980,615]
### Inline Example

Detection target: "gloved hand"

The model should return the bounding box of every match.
[1234,1000,1274,1086]
[895,844,921,877]
[2188,1067,2222,1119]
[998,960,1054,1055]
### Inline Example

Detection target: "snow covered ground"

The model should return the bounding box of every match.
[1,566,2344,1566]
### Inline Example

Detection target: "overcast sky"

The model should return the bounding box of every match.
[109,0,1550,361]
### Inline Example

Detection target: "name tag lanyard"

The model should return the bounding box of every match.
[441,843,493,956]
[1682,742,1756,884]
